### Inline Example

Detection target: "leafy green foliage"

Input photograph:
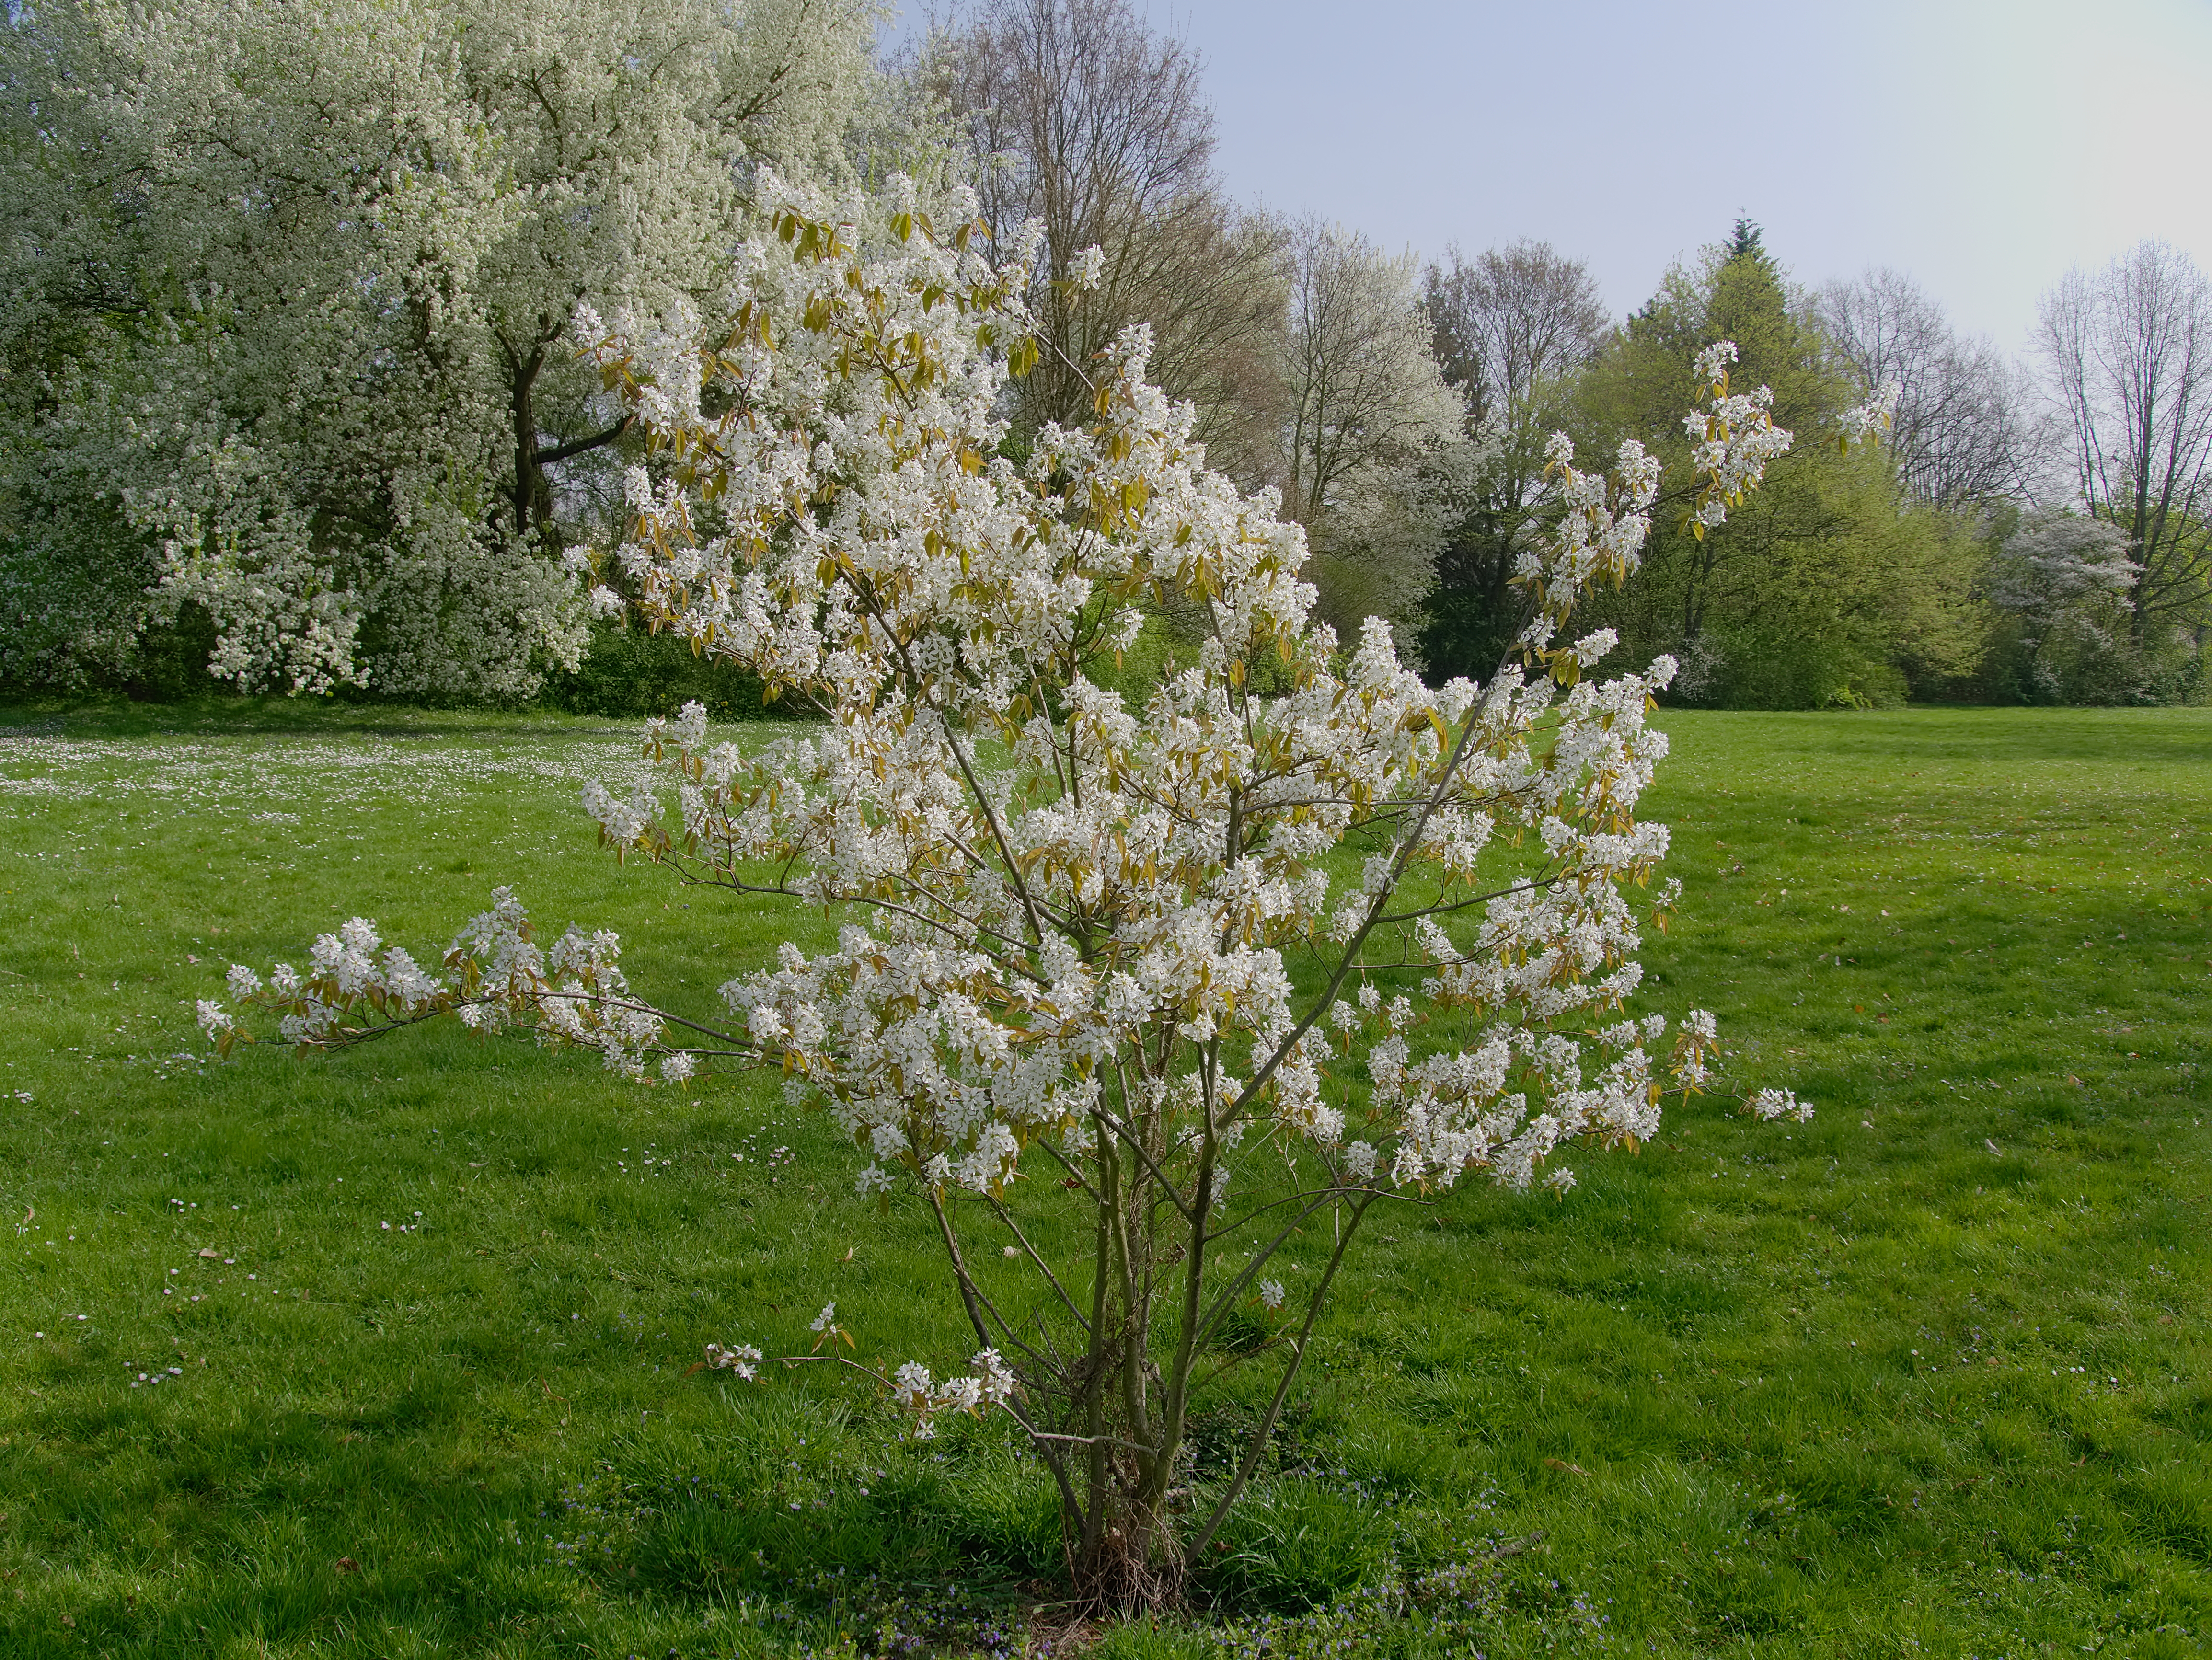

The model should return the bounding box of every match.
[1573,235,1989,708]
[540,624,777,721]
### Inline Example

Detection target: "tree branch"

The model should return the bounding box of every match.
[534,414,634,468]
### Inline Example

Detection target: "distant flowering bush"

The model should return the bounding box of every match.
[200,172,1875,1610]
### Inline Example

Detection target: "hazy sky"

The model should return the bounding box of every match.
[892,0,2212,354]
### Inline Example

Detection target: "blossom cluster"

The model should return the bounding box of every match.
[198,888,675,1082]
[703,1328,1015,1439]
[1681,342,1796,535]
[208,172,1824,1198]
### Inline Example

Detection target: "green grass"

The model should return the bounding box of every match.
[0,702,2206,1657]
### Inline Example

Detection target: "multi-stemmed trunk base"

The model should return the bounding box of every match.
[1067,1505,1186,1616]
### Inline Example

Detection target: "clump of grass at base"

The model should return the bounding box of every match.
[0,701,2205,1657]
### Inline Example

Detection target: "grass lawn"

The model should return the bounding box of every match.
[0,700,2205,1659]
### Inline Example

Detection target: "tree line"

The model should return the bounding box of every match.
[2,0,2205,709]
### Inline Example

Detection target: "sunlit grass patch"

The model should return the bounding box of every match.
[0,701,2204,1657]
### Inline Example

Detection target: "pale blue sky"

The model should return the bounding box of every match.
[891,0,2212,353]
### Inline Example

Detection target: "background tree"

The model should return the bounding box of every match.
[0,0,878,697]
[1574,221,1975,707]
[1419,240,1608,679]
[2039,241,2212,660]
[916,0,1284,473]
[1272,218,1461,646]
[1980,510,2143,703]
[1426,240,1610,434]
[1819,267,2042,509]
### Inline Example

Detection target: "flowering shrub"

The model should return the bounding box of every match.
[200,172,1882,1610]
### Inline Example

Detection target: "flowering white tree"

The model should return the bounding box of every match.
[0,0,878,696]
[1274,218,1465,645]
[201,173,1877,1610]
[1984,510,2143,701]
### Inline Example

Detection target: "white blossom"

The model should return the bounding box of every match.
[1748,1087,1814,1123]
[703,1342,762,1382]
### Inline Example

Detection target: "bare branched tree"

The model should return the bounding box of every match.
[2038,241,2212,643]
[917,0,1284,467]
[1426,240,1608,433]
[1818,268,2040,509]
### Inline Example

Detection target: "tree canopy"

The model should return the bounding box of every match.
[0,0,2205,708]
[0,0,880,696]
[1564,236,1984,707]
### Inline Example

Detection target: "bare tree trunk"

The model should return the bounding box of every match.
[500,322,632,546]
[506,340,553,541]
